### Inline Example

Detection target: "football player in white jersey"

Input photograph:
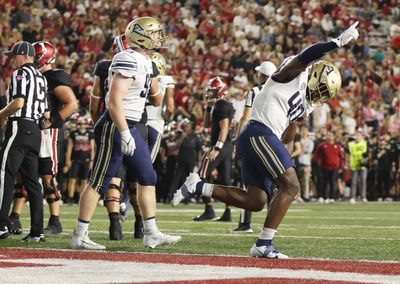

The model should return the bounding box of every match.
[173,21,359,258]
[147,52,175,162]
[70,17,181,250]
[230,61,277,234]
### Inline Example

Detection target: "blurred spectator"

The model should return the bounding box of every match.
[347,129,368,203]
[299,125,314,202]
[313,130,344,203]
[1,0,399,202]
[167,120,202,202]
[376,135,394,201]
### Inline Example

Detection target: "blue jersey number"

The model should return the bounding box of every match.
[287,91,305,122]
[139,74,152,98]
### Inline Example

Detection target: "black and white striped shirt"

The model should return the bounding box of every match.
[6,63,48,120]
[245,85,262,108]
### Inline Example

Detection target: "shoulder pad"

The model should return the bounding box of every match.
[110,51,138,78]
[45,69,72,88]
[94,60,111,77]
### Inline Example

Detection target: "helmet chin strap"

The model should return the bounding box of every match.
[305,86,311,103]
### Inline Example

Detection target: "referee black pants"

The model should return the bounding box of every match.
[0,119,43,235]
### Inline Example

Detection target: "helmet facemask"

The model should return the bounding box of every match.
[205,88,220,102]
[306,81,333,106]
[150,28,169,49]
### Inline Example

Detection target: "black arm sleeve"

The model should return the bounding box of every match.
[298,41,338,65]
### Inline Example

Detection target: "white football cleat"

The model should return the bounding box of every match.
[70,230,106,250]
[172,172,201,206]
[250,243,289,259]
[144,231,181,249]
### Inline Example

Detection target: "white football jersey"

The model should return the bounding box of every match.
[250,59,313,138]
[146,75,175,133]
[105,49,153,121]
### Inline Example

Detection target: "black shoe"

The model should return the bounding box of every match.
[44,221,63,234]
[0,226,10,239]
[193,210,216,221]
[9,217,23,235]
[214,209,232,222]
[21,233,46,242]
[109,221,124,240]
[134,220,144,239]
[229,224,253,233]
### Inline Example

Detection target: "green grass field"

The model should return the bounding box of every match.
[1,202,399,261]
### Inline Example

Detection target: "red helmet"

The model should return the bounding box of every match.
[33,41,56,68]
[205,76,228,100]
[112,34,129,54]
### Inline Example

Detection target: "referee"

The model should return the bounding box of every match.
[0,41,48,242]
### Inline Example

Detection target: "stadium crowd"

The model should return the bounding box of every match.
[1,0,400,206]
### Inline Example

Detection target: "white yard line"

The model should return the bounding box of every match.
[1,258,400,283]
[53,228,400,241]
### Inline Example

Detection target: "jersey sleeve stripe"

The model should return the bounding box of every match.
[111,67,137,73]
[111,65,137,70]
[111,63,137,69]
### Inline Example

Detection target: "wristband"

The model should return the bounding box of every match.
[149,88,161,97]
[214,141,224,150]
[90,94,101,99]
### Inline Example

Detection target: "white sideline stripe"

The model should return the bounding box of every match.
[53,229,400,241]
[57,206,400,215]
[58,206,310,213]
[17,217,400,230]
[1,258,400,283]
[56,211,396,221]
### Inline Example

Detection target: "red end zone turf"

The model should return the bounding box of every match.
[1,248,399,275]
[0,248,399,283]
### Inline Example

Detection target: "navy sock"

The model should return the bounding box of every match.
[256,239,272,247]
[195,180,204,195]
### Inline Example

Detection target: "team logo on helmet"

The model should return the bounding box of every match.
[33,41,56,68]
[132,24,144,33]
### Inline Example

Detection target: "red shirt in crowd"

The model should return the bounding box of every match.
[313,141,344,171]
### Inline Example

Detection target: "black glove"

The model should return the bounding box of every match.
[38,115,49,130]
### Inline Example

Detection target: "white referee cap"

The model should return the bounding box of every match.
[255,61,277,76]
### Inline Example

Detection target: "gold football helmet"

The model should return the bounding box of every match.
[306,60,341,106]
[125,17,168,50]
[150,52,167,75]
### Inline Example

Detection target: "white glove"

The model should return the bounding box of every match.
[332,21,359,47]
[120,129,136,156]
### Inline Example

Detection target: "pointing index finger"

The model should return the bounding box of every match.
[351,21,359,28]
